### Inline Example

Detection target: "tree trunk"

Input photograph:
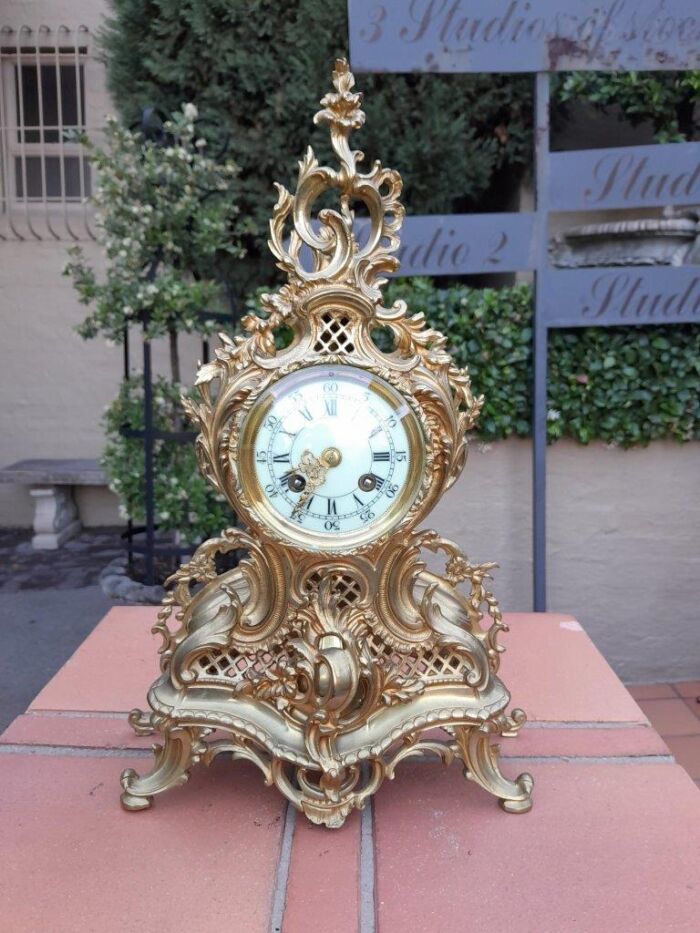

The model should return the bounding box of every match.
[168,328,181,384]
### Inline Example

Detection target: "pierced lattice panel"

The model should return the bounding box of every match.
[304,570,362,609]
[313,312,355,354]
[366,632,471,682]
[194,642,295,685]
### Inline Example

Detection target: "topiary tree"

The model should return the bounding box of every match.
[99,0,533,301]
[64,103,245,381]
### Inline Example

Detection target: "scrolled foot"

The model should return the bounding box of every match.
[455,726,534,814]
[127,708,157,736]
[499,771,534,813]
[118,729,195,811]
[120,788,153,811]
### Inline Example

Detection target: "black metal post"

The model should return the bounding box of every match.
[142,330,155,586]
[532,72,550,612]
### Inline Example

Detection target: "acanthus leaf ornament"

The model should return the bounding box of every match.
[121,60,533,826]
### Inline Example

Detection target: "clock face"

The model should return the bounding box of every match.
[238,365,424,550]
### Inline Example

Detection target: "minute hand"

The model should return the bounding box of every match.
[290,450,328,516]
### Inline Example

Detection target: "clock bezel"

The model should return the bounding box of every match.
[236,362,426,552]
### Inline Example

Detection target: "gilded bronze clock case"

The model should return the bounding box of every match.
[121,60,533,827]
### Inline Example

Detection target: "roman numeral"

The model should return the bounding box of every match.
[279,471,293,486]
[324,398,337,416]
[299,406,312,421]
[373,451,390,462]
[327,498,337,515]
[353,494,364,507]
[371,473,385,490]
[305,495,315,511]
[273,453,290,463]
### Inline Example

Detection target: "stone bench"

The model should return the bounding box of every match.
[0,458,106,549]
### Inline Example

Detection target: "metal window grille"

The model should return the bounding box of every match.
[0,24,95,240]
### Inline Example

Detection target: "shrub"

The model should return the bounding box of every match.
[64,105,244,381]
[103,376,230,542]
[105,281,699,544]
[384,279,700,446]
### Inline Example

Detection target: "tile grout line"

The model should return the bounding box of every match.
[359,796,376,933]
[26,710,128,719]
[525,721,650,729]
[269,802,296,933]
[502,754,677,765]
[0,744,152,758]
[0,744,681,763]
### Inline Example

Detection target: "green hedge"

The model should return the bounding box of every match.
[385,280,700,446]
[104,281,699,544]
[103,377,230,541]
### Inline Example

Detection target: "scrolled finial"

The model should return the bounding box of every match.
[267,58,404,303]
[314,58,366,136]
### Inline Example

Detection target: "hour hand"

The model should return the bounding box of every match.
[291,450,326,516]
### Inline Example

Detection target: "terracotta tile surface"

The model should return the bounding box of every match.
[627,683,676,700]
[674,681,700,699]
[29,606,159,713]
[637,698,700,737]
[0,754,285,933]
[664,736,700,780]
[26,609,644,726]
[4,608,700,932]
[502,724,669,759]
[374,762,700,933]
[283,812,361,933]
[501,614,644,724]
[0,713,153,750]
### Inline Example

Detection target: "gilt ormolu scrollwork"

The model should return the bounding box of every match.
[120,59,533,827]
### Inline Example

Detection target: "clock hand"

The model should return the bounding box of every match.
[290,451,326,516]
[290,447,342,516]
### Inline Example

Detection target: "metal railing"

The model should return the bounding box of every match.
[0,24,96,241]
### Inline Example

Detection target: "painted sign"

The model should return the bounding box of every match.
[394,213,535,275]
[541,266,700,327]
[304,214,535,275]
[348,0,700,73]
[549,142,700,212]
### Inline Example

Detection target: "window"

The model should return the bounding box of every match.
[1,35,91,204]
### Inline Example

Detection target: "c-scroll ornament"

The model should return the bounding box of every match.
[120,59,533,827]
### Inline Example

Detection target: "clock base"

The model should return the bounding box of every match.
[119,527,534,827]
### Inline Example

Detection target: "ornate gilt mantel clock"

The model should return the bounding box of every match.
[121,60,534,827]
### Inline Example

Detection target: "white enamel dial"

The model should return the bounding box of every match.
[239,365,424,549]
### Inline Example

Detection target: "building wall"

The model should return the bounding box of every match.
[0,0,201,525]
[433,439,700,684]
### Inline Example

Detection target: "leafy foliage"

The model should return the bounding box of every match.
[99,0,533,300]
[104,281,699,541]
[385,279,700,446]
[64,105,244,348]
[555,71,700,142]
[103,376,230,541]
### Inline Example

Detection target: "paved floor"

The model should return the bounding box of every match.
[0,527,123,591]
[0,528,118,732]
[2,608,699,932]
[627,682,700,787]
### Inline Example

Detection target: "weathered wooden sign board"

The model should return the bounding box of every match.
[395,212,535,275]
[541,267,700,327]
[549,141,700,211]
[349,0,700,72]
[348,0,700,611]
